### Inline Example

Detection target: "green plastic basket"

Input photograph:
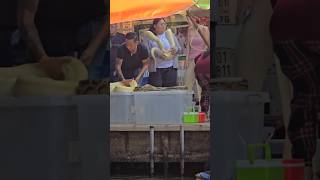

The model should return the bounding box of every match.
[236,144,284,180]
[178,55,187,61]
[183,106,199,123]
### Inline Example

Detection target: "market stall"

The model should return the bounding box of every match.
[110,0,210,124]
[109,0,211,178]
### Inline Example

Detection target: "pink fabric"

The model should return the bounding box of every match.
[188,29,207,60]
[189,37,207,59]
[270,0,320,40]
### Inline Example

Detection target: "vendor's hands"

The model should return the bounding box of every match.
[186,13,199,28]
[121,79,133,86]
[39,55,72,80]
[158,52,168,59]
[170,48,178,56]
[134,77,141,83]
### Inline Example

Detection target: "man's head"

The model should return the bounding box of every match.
[110,24,118,36]
[125,32,139,53]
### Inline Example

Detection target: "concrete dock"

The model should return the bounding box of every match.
[110,123,210,176]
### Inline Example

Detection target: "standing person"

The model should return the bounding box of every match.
[185,12,209,108]
[17,0,107,80]
[110,24,125,82]
[187,13,210,115]
[270,0,320,179]
[144,18,182,87]
[116,32,149,85]
[16,1,108,180]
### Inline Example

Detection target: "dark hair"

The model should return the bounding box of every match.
[125,32,138,41]
[149,18,166,35]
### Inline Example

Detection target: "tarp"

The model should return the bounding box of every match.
[194,0,210,9]
[110,0,194,24]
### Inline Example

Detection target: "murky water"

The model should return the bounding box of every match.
[111,176,194,180]
[111,162,205,180]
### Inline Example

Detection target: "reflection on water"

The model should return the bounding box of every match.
[111,162,205,180]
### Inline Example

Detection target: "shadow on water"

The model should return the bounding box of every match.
[111,162,206,179]
[111,177,194,180]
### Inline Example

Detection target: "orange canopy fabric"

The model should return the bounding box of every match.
[110,0,194,24]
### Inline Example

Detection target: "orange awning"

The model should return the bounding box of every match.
[110,0,194,24]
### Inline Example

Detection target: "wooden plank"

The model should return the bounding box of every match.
[110,123,210,132]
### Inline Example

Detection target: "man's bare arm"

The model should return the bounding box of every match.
[135,59,148,82]
[18,0,47,62]
[80,16,107,65]
[115,58,125,81]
